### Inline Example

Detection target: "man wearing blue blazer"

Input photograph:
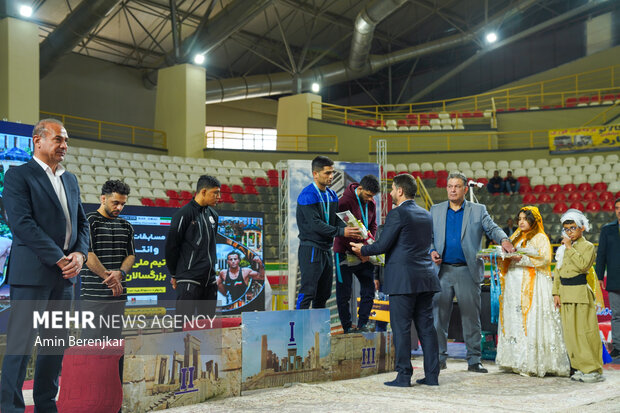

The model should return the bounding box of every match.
[0,119,89,413]
[430,171,514,373]
[353,174,440,387]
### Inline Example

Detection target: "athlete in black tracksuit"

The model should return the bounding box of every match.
[165,176,221,318]
[296,182,346,309]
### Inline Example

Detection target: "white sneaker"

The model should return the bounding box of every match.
[579,372,604,383]
[570,371,583,381]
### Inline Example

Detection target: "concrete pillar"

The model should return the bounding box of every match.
[276,93,321,151]
[154,64,206,157]
[0,17,39,124]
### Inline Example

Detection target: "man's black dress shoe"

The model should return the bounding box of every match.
[439,360,447,370]
[416,378,439,386]
[609,348,620,358]
[384,378,410,387]
[467,363,488,373]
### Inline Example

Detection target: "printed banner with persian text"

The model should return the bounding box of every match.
[548,124,620,154]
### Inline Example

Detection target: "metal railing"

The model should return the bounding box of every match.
[312,64,620,124]
[582,100,620,126]
[368,129,549,153]
[40,111,167,149]
[205,130,338,153]
[415,176,434,211]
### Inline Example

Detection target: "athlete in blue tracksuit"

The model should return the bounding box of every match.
[296,156,360,309]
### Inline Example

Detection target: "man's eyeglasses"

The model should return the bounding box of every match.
[563,226,579,233]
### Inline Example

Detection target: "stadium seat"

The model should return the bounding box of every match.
[422,170,436,179]
[231,185,245,194]
[553,202,568,214]
[547,184,561,193]
[577,183,592,192]
[583,191,598,201]
[180,190,193,200]
[552,193,567,202]
[411,171,422,179]
[528,167,541,177]
[509,160,522,169]
[576,156,590,166]
[569,202,584,212]
[255,177,268,187]
[497,160,509,170]
[568,192,582,201]
[558,175,572,187]
[140,197,155,207]
[563,183,577,192]
[261,161,275,170]
[408,162,421,172]
[554,166,568,176]
[591,155,605,165]
[522,159,535,169]
[474,169,487,179]
[544,175,558,186]
[436,178,447,188]
[396,163,408,172]
[477,177,488,185]
[517,176,530,185]
[519,184,532,194]
[387,171,396,179]
[585,201,601,212]
[535,159,549,168]
[533,184,547,194]
[602,201,615,212]
[268,177,279,187]
[599,191,613,202]
[573,174,588,185]
[458,161,470,171]
[166,189,181,200]
[537,193,551,203]
[483,161,496,170]
[420,162,433,171]
[433,162,446,171]
[471,161,483,170]
[587,173,603,185]
[436,170,448,179]
[549,158,563,168]
[446,162,458,171]
[563,157,577,167]
[530,176,543,187]
[602,94,616,104]
[593,182,608,192]
[565,97,577,107]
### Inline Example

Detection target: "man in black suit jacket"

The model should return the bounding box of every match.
[0,119,89,413]
[352,174,441,387]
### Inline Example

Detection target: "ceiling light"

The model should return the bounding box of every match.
[193,54,205,65]
[486,32,498,44]
[19,5,33,17]
[311,82,320,93]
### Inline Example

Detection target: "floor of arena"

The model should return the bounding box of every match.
[163,357,620,413]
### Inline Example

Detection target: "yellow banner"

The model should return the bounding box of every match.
[126,287,166,294]
[549,124,620,154]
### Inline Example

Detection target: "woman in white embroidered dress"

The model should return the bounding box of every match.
[495,206,570,377]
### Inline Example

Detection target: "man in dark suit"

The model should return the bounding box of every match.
[596,198,620,358]
[0,119,89,413]
[352,174,440,387]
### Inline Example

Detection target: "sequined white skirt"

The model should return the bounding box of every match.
[496,266,570,377]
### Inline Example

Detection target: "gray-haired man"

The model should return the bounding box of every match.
[430,172,514,373]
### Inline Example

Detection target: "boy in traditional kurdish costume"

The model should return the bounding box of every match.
[553,209,604,383]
